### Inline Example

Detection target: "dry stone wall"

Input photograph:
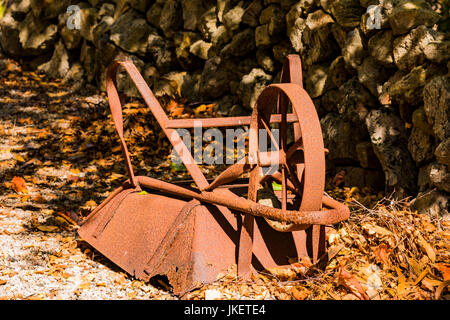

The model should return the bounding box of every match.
[1,0,449,216]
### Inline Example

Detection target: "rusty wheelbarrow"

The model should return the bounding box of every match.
[77,54,349,296]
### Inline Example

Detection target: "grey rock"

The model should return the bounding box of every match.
[242,0,264,27]
[161,71,201,101]
[428,163,450,192]
[304,64,329,98]
[0,13,24,56]
[272,40,292,63]
[79,7,99,43]
[287,16,306,53]
[210,25,232,48]
[368,30,394,66]
[320,89,340,113]
[216,0,230,23]
[174,32,203,70]
[99,3,115,17]
[298,0,316,14]
[190,40,214,60]
[286,2,303,50]
[408,125,436,164]
[91,15,114,47]
[321,113,368,164]
[365,109,417,198]
[411,107,434,135]
[213,94,238,116]
[256,48,276,73]
[198,6,218,41]
[94,35,120,69]
[360,0,379,7]
[319,0,332,13]
[388,0,440,35]
[9,0,31,20]
[411,189,449,217]
[199,57,233,99]
[388,66,426,111]
[238,68,272,109]
[147,34,178,73]
[423,40,450,64]
[357,56,391,97]
[63,62,85,85]
[328,56,349,88]
[302,9,337,66]
[423,75,450,141]
[330,0,365,28]
[18,12,58,55]
[228,29,256,56]
[255,24,273,48]
[393,25,442,71]
[146,2,163,28]
[160,0,182,37]
[435,139,450,166]
[60,24,82,50]
[360,5,390,35]
[223,5,245,31]
[142,64,160,89]
[128,0,152,13]
[30,0,70,20]
[181,0,205,30]
[110,10,154,56]
[342,28,367,70]
[260,4,285,36]
[331,24,348,49]
[417,163,433,192]
[37,41,69,79]
[335,77,376,124]
[408,108,436,164]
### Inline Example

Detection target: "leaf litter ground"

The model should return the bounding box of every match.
[0,56,448,300]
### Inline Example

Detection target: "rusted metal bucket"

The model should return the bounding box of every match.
[77,55,349,296]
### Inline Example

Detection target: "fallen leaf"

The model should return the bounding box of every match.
[435,263,450,281]
[36,225,59,232]
[291,287,310,300]
[371,243,391,265]
[266,267,297,281]
[397,274,408,298]
[435,280,450,300]
[362,223,392,237]
[14,154,25,162]
[11,176,28,193]
[415,231,436,263]
[413,269,428,286]
[33,194,46,203]
[421,277,442,291]
[84,200,97,207]
[337,268,370,300]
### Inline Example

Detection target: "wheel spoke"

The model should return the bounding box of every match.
[286,138,303,160]
[281,166,287,212]
[260,117,280,151]
[285,161,303,192]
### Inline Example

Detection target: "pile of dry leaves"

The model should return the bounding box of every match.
[183,189,449,300]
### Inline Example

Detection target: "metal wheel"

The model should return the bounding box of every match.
[249,83,326,232]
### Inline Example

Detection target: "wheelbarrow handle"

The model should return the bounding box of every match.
[135,176,349,226]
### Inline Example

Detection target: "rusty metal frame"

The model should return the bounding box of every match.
[79,54,349,289]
